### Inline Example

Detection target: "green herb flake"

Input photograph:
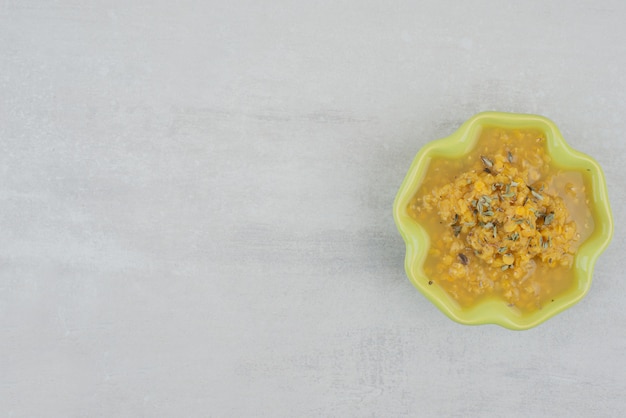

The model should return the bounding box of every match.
[508,232,520,241]
[531,190,544,200]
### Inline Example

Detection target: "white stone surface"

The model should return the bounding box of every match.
[1,1,625,416]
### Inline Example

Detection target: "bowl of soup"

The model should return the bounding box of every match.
[393,112,613,329]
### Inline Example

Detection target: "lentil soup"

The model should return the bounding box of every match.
[408,127,593,313]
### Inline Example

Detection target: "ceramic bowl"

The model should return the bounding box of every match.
[393,112,613,330]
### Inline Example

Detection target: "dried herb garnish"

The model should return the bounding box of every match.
[508,232,520,241]
[458,253,469,265]
[544,213,555,225]
[481,155,494,168]
[507,151,513,163]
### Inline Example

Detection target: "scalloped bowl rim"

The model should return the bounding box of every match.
[393,111,613,330]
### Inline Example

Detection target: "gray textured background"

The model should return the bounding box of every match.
[1,1,625,417]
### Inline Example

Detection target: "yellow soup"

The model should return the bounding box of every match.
[408,127,594,313]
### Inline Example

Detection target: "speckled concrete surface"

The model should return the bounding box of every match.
[1,1,625,416]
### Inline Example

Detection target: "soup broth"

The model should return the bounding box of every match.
[408,127,593,312]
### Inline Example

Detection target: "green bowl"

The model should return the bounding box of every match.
[393,112,613,330]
